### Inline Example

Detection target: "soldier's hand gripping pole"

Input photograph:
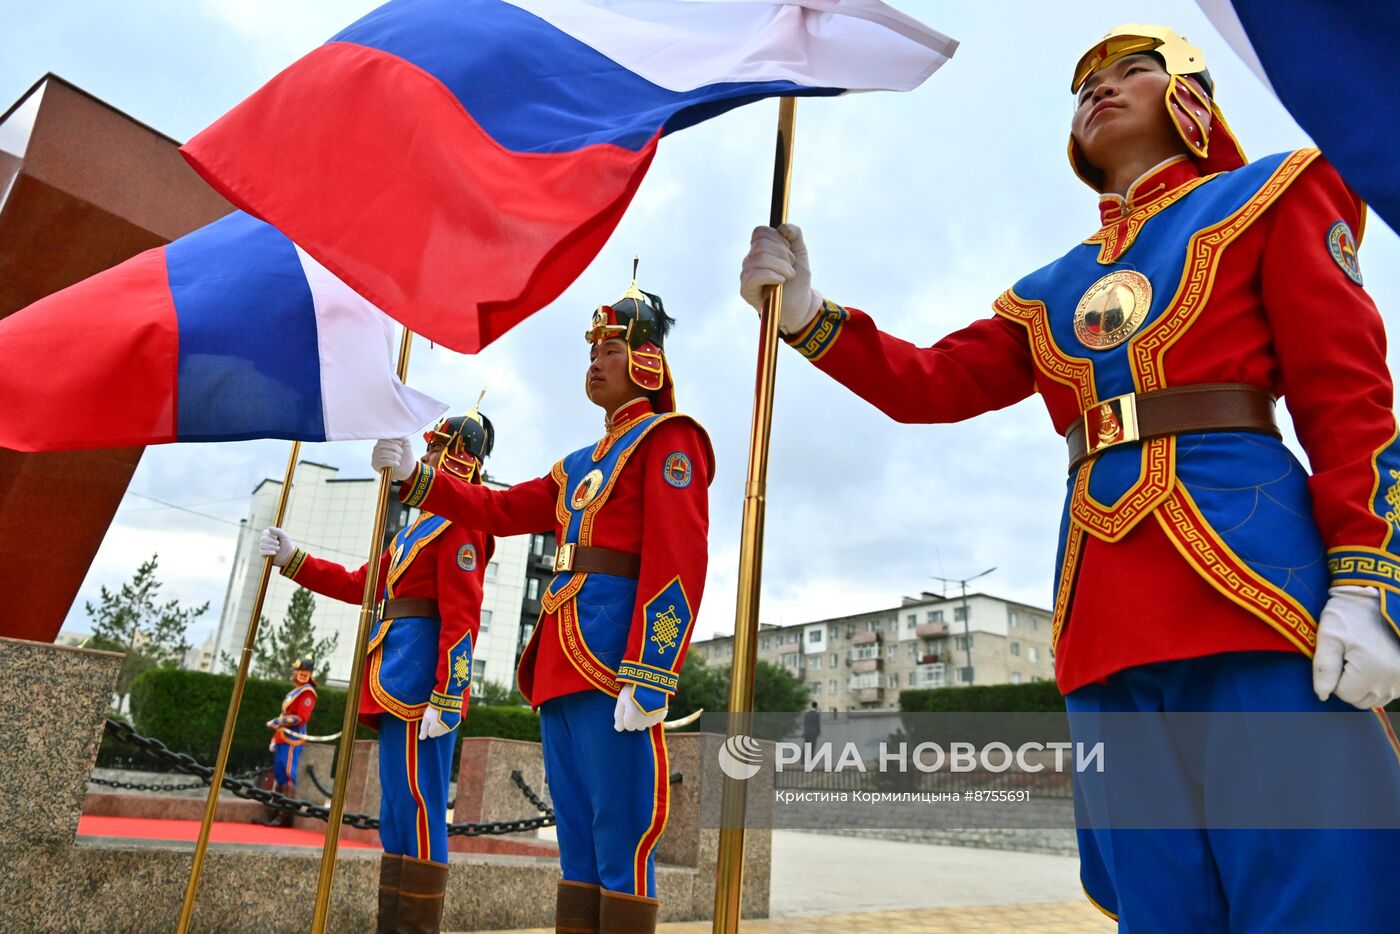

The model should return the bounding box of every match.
[309,325,414,934]
[176,442,301,933]
[713,95,797,934]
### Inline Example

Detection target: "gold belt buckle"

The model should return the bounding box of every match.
[1084,392,1140,457]
[374,598,387,621]
[553,543,576,573]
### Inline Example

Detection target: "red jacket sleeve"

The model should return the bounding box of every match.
[280,546,391,605]
[400,465,559,536]
[614,419,712,713]
[783,299,1037,423]
[1259,159,1400,567]
[428,523,492,718]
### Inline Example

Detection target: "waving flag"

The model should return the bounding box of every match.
[181,0,956,353]
[1196,0,1400,231]
[0,211,447,452]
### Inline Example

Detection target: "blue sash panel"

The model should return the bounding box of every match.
[1175,432,1329,619]
[386,513,450,597]
[546,413,664,600]
[374,616,440,707]
[572,573,639,673]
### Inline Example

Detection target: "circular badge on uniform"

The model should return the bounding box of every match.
[571,469,605,509]
[663,452,693,488]
[456,543,477,571]
[1328,220,1363,285]
[1073,271,1153,350]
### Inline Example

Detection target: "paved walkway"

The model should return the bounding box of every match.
[470,831,1115,932]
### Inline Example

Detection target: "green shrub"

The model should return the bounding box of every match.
[110,668,543,774]
[898,680,1066,713]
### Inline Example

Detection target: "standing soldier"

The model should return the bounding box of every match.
[253,656,318,828]
[739,24,1400,930]
[260,409,495,934]
[373,271,712,934]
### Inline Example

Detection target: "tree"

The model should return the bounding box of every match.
[670,656,811,739]
[253,587,339,681]
[86,554,208,699]
[475,677,529,706]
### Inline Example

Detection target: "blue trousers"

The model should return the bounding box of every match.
[272,742,302,787]
[1068,651,1400,932]
[540,690,669,897]
[377,715,455,863]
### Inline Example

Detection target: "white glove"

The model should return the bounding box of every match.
[1312,585,1400,709]
[739,223,823,336]
[419,705,452,740]
[259,527,296,567]
[371,437,416,482]
[266,719,279,729]
[613,683,668,732]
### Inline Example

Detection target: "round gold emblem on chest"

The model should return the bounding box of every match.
[1073,271,1153,350]
[571,469,605,509]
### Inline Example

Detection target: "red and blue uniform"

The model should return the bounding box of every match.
[279,514,490,863]
[270,683,317,787]
[398,397,712,898]
[785,151,1400,929]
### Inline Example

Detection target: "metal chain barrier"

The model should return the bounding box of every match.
[88,767,265,793]
[103,718,555,836]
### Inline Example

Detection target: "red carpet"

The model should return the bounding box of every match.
[77,815,375,848]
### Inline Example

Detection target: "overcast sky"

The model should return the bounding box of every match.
[9,1,1400,651]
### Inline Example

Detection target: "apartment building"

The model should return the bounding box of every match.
[687,591,1055,711]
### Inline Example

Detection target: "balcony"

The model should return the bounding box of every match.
[911,662,946,688]
[851,657,883,674]
[855,687,885,704]
[918,653,941,665]
[851,631,881,646]
[915,621,948,639]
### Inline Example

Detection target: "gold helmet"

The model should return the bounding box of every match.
[1069,24,1246,191]
[584,256,676,413]
[423,390,493,483]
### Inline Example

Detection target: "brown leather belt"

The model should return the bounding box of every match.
[1066,383,1278,471]
[378,597,440,620]
[552,543,642,578]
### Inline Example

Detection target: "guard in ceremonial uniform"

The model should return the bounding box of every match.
[741,25,1400,931]
[253,656,318,828]
[373,270,712,934]
[260,409,495,934]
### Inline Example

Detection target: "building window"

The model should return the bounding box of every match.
[526,577,540,601]
[1009,611,1019,628]
[809,629,822,642]
[886,645,896,659]
[810,655,822,670]
[811,681,822,695]
[906,613,917,629]
[955,636,970,651]
[866,620,879,632]
[1030,617,1040,632]
[829,625,839,640]
[846,625,855,639]
[954,606,969,622]
[928,610,943,623]
[480,609,492,631]
[829,679,838,694]
[1010,642,1020,656]
[830,652,838,667]
[474,658,487,680]
[761,637,771,650]
[486,562,498,581]
[1029,646,1040,662]
[531,534,545,556]
[888,673,899,688]
[955,667,968,684]
[887,618,898,634]
[1011,672,1022,684]
[909,644,918,659]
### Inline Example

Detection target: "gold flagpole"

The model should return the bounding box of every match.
[713,96,797,933]
[310,325,414,933]
[177,441,302,933]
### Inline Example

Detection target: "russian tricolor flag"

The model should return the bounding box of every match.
[1196,0,1400,231]
[182,0,956,354]
[0,211,446,452]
